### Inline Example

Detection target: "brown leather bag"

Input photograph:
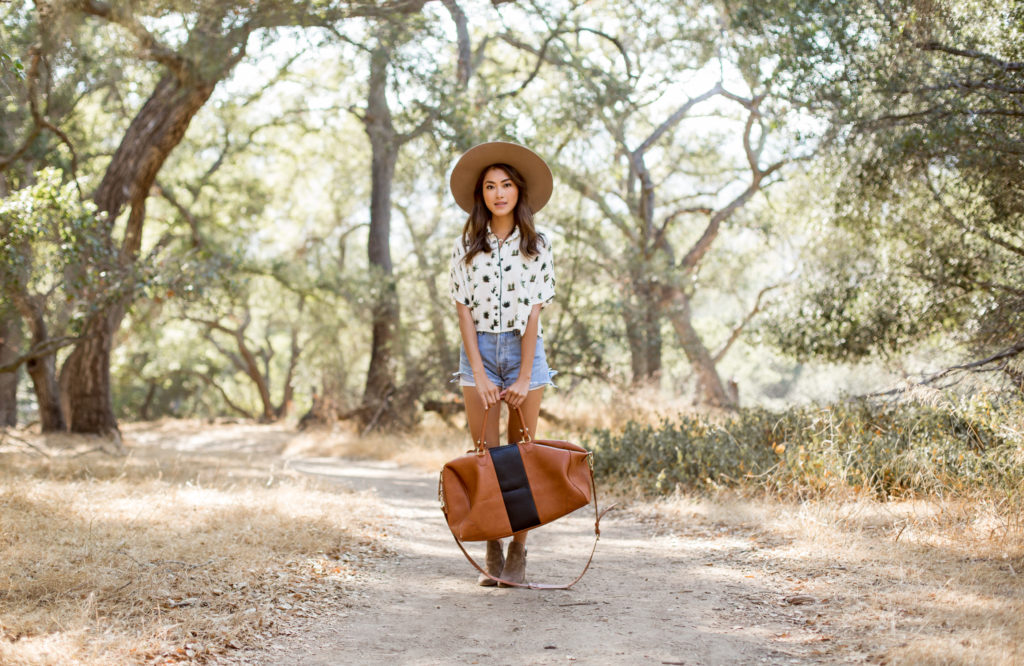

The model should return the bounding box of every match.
[438,404,610,589]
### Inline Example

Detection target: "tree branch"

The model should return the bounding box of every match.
[653,206,713,253]
[916,41,1024,71]
[678,98,787,276]
[555,167,637,244]
[864,339,1024,398]
[188,369,256,419]
[0,336,83,374]
[76,1,190,78]
[496,29,563,99]
[712,284,779,364]
[155,181,201,248]
[12,49,82,187]
[441,0,472,86]
[635,84,723,156]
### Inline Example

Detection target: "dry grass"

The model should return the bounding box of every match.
[0,422,393,665]
[542,385,702,432]
[281,414,468,471]
[276,398,614,472]
[5,406,1021,665]
[632,489,1024,665]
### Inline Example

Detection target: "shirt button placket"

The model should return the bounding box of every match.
[497,243,503,333]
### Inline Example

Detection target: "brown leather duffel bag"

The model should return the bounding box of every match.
[438,404,610,589]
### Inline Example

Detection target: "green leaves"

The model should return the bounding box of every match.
[0,168,118,329]
[732,0,1024,365]
[587,396,1024,498]
[0,52,25,81]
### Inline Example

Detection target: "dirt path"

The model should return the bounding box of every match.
[253,458,834,665]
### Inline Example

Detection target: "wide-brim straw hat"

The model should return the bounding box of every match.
[449,141,553,214]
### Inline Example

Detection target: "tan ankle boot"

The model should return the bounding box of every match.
[498,541,527,587]
[477,539,504,586]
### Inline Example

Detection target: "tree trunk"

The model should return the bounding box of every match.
[275,306,303,419]
[59,305,123,434]
[139,381,158,421]
[11,294,66,431]
[234,329,276,422]
[667,290,736,409]
[360,47,402,430]
[61,73,216,434]
[624,275,663,384]
[0,314,21,427]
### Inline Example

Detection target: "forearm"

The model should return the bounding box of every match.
[457,304,485,375]
[517,304,543,382]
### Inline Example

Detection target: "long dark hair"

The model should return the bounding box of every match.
[461,163,544,265]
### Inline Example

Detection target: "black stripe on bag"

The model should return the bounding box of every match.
[489,445,541,532]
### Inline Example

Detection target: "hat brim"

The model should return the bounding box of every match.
[450,141,553,214]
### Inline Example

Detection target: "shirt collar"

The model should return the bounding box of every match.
[487,222,520,244]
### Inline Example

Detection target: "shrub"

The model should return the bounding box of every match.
[586,396,1024,499]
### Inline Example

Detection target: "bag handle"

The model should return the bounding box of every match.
[448,463,614,590]
[474,401,534,452]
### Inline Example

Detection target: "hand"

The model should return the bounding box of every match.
[474,373,502,410]
[501,376,531,409]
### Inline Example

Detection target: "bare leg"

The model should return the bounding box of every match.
[462,386,501,448]
[506,387,544,545]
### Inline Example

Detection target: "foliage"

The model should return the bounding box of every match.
[587,396,1024,499]
[0,168,118,332]
[0,52,24,81]
[730,0,1024,367]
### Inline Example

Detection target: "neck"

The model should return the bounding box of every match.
[490,215,515,239]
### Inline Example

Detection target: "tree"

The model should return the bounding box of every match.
[735,0,1024,388]
[497,0,798,407]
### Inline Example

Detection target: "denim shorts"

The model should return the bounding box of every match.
[457,332,557,391]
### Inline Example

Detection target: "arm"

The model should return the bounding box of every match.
[502,303,543,409]
[457,302,502,409]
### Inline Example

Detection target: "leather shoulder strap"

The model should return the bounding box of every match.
[448,466,615,590]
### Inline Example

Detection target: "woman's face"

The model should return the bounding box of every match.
[480,167,519,218]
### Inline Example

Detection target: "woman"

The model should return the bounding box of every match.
[448,141,557,587]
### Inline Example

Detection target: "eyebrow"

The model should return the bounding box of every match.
[483,178,513,185]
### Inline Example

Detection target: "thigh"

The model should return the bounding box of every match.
[462,386,502,448]
[507,387,544,444]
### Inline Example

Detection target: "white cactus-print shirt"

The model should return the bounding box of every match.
[449,224,556,337]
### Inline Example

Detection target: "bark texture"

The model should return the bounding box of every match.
[0,315,20,427]
[624,276,663,383]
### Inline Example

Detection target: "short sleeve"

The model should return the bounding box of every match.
[530,234,556,307]
[448,236,471,306]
